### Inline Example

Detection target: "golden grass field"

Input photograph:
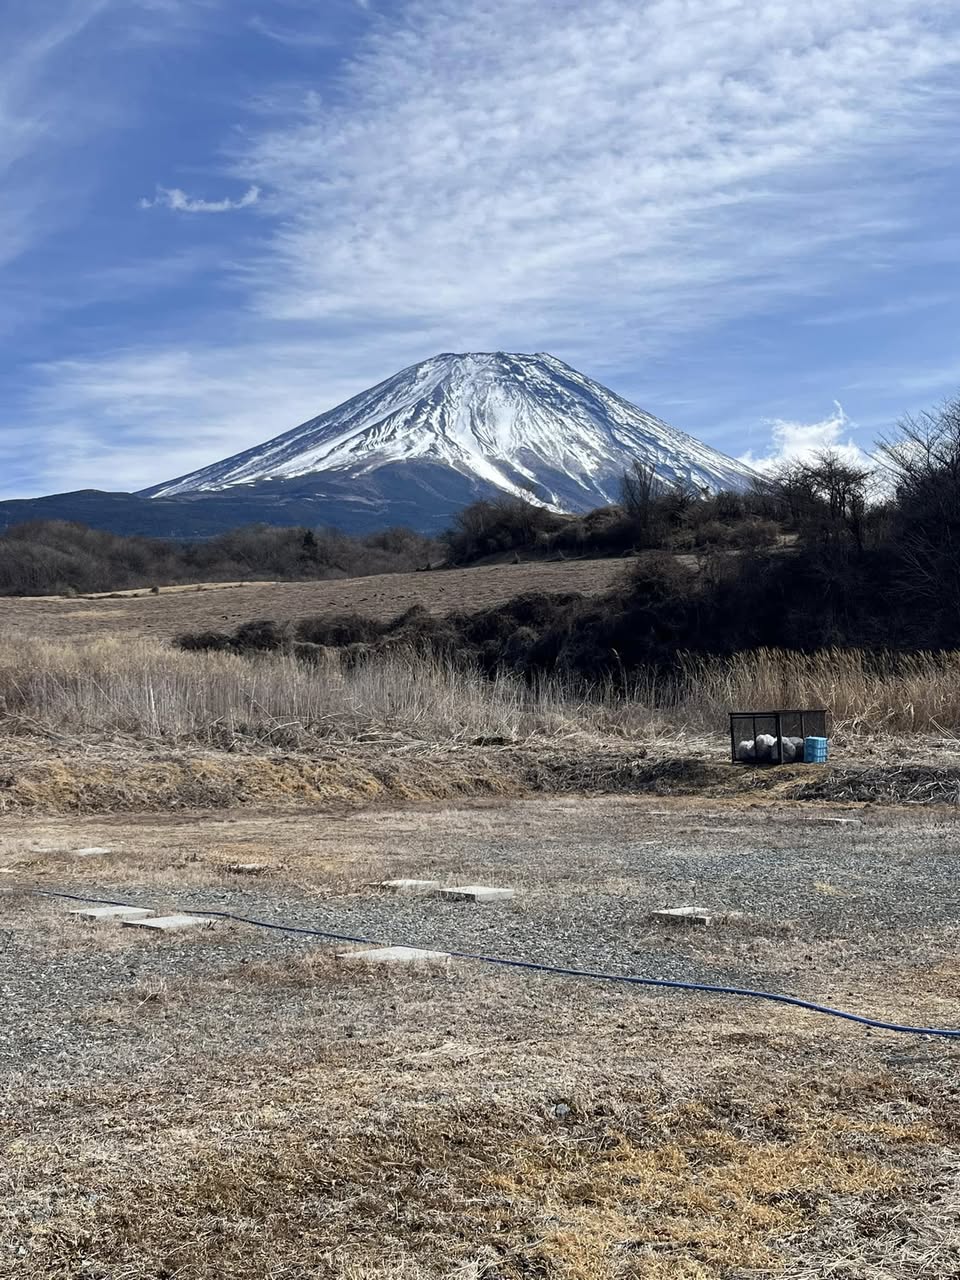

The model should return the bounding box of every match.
[0,558,628,642]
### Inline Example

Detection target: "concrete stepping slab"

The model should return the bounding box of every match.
[338,945,450,967]
[800,816,861,826]
[69,905,153,922]
[122,913,215,933]
[74,847,111,857]
[651,906,713,927]
[380,878,441,894]
[437,885,515,904]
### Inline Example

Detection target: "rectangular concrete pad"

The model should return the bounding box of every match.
[437,885,515,904]
[74,847,111,856]
[122,913,215,932]
[380,878,441,894]
[651,906,713,926]
[69,905,153,922]
[802,817,861,826]
[337,945,450,966]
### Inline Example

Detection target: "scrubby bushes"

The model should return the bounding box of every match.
[0,521,439,596]
[443,467,789,565]
[174,422,960,679]
[17,391,960,681]
[179,591,588,674]
[178,558,739,679]
[0,463,791,597]
[446,497,567,562]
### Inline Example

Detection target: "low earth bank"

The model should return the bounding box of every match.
[2,737,960,815]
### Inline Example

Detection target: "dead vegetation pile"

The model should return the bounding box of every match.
[0,741,712,816]
[0,741,522,815]
[790,763,960,806]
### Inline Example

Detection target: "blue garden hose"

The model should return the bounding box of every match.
[11,885,960,1040]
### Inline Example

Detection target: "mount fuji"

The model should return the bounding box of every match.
[143,351,756,517]
[0,352,758,538]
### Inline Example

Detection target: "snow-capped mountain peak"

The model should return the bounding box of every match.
[143,351,757,510]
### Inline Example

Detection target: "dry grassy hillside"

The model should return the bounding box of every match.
[0,558,627,642]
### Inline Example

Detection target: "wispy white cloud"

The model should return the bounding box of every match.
[248,0,371,49]
[0,0,114,265]
[0,0,234,266]
[739,403,872,474]
[248,15,334,47]
[5,343,386,495]
[233,0,960,355]
[6,0,960,495]
[140,184,261,213]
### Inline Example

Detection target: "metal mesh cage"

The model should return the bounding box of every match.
[729,709,828,764]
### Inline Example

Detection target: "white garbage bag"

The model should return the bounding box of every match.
[755,733,778,762]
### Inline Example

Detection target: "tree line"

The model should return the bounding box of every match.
[0,521,438,596]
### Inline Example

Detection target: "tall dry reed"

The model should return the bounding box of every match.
[676,648,960,735]
[0,638,956,745]
[0,637,655,746]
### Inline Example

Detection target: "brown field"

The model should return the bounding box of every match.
[0,557,628,642]
[2,796,958,1279]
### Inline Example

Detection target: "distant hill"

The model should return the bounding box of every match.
[0,468,490,538]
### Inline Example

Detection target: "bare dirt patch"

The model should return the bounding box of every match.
[0,558,627,642]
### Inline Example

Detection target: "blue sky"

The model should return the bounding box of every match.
[2,0,960,498]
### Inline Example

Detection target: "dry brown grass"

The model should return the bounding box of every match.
[0,636,659,747]
[2,971,953,1280]
[2,634,960,816]
[0,558,627,642]
[677,648,960,736]
[5,637,960,753]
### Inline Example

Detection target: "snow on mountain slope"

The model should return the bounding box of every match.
[143,352,757,510]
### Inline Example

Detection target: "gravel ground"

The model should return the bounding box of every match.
[2,796,959,1077]
[2,796,960,1279]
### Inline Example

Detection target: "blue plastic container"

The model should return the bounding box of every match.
[803,736,829,764]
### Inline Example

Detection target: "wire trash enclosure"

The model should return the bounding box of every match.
[730,709,828,765]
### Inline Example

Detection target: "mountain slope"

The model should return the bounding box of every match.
[143,351,757,511]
